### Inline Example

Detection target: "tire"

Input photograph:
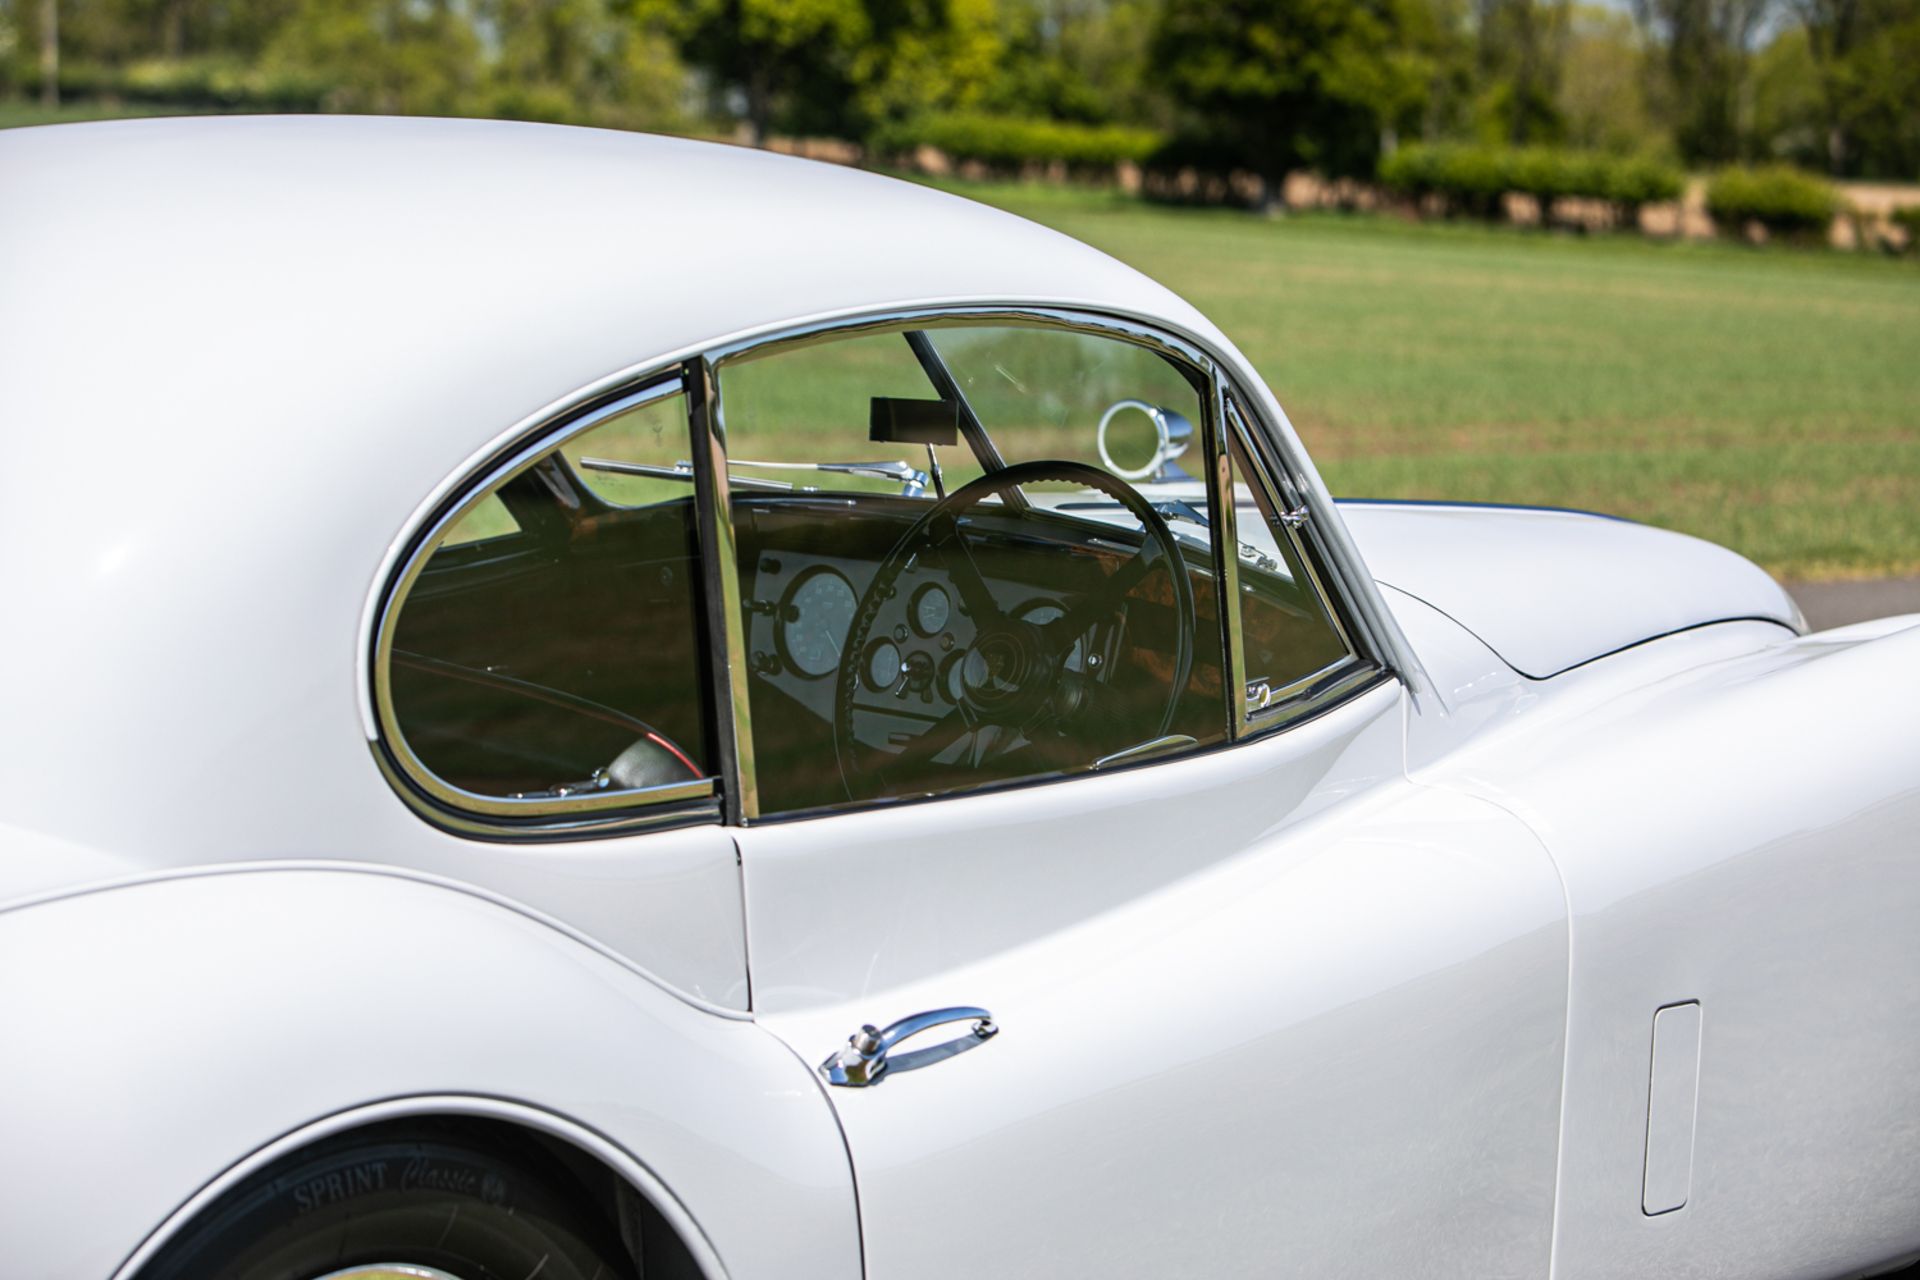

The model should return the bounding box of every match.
[138,1125,637,1280]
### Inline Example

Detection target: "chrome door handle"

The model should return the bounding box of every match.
[821,1006,998,1087]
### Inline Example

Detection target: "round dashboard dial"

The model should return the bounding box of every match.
[863,639,904,692]
[940,652,967,703]
[777,568,856,678]
[911,583,951,636]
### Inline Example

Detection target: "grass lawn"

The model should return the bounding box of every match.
[916,179,1920,580]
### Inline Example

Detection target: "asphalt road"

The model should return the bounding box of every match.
[1787,577,1920,631]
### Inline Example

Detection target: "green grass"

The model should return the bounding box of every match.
[914,178,1920,580]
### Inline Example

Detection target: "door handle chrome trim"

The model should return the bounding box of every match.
[821,1006,998,1087]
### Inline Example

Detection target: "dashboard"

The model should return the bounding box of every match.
[731,495,1154,811]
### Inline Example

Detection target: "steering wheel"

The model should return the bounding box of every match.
[833,459,1196,801]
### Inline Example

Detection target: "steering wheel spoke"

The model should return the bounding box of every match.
[926,511,1005,627]
[879,704,978,781]
[1044,550,1155,647]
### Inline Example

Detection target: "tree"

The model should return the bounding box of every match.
[669,0,869,143]
[266,0,483,115]
[983,0,1163,126]
[40,0,56,105]
[850,0,1002,129]
[1152,0,1435,206]
[1748,23,1825,164]
[1557,4,1660,153]
[1474,0,1570,144]
[1790,0,1920,176]
[481,0,689,129]
[1633,0,1773,164]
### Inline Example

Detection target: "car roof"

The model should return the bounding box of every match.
[0,116,1245,865]
[0,114,1213,444]
[0,115,1223,586]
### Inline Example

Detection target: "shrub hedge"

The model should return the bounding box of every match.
[872,112,1163,172]
[1704,165,1841,239]
[1378,143,1683,224]
[120,59,330,111]
[1892,205,1920,252]
[15,58,329,111]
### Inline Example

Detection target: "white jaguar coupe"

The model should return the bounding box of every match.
[2,117,1917,1280]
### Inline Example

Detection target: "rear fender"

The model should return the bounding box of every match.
[0,867,858,1280]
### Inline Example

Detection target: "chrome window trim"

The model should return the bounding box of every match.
[1219,384,1402,694]
[707,305,1218,824]
[1201,372,1250,737]
[366,303,1401,838]
[370,371,721,836]
[688,356,758,825]
[707,305,1215,375]
[1219,393,1383,739]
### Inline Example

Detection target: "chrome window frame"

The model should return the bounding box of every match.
[366,304,1394,838]
[1218,393,1382,738]
[706,306,1222,822]
[369,370,721,839]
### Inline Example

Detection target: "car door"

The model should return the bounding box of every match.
[706,313,1574,1278]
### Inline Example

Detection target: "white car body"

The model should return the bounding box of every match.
[1,116,1916,1280]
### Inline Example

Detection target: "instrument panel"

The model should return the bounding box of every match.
[744,547,1078,727]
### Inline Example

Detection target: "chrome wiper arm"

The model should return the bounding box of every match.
[577,457,793,492]
[1151,499,1211,529]
[732,458,919,481]
[1062,497,1279,572]
[729,457,930,497]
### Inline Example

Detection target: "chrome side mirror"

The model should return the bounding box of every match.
[1097,400,1194,483]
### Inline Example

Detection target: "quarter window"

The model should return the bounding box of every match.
[381,382,717,815]
[438,493,520,546]
[1224,400,1360,719]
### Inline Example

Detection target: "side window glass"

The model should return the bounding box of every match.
[1224,402,1358,717]
[718,324,1228,816]
[382,384,715,812]
[438,493,520,546]
[560,391,702,509]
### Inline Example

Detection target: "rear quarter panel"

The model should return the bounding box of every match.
[1425,618,1920,1279]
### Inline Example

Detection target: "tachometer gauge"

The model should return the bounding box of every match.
[911,583,951,636]
[863,639,904,692]
[778,568,856,678]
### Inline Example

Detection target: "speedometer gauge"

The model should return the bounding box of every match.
[911,583,951,636]
[778,568,856,678]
